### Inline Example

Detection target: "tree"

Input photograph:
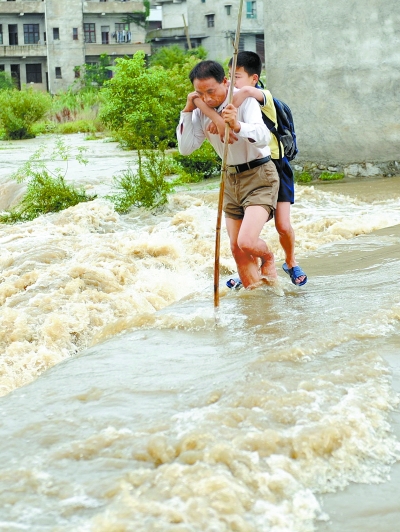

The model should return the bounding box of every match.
[100,50,196,149]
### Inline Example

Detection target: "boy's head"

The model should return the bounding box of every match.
[228,51,262,89]
[189,60,228,108]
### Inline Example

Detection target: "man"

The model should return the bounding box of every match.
[177,60,279,289]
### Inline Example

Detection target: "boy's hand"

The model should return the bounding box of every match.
[182,91,201,113]
[222,104,240,133]
[207,121,238,144]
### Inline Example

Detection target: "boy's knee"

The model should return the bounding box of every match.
[275,221,293,236]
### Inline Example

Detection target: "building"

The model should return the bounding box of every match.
[148,0,264,64]
[0,0,150,93]
[263,0,400,168]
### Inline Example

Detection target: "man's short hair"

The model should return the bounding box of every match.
[189,60,225,84]
[228,51,262,77]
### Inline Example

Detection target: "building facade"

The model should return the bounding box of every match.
[263,0,400,167]
[0,0,150,93]
[148,0,264,64]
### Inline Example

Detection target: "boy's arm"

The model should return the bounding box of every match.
[193,96,238,143]
[232,86,265,108]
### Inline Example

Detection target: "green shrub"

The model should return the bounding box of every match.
[57,120,96,134]
[0,71,16,91]
[107,149,174,213]
[295,171,313,183]
[172,141,221,182]
[149,44,207,69]
[318,171,344,181]
[0,139,95,224]
[0,88,52,139]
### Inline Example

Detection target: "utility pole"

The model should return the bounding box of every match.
[182,15,192,50]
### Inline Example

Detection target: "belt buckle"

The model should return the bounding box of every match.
[227,166,237,174]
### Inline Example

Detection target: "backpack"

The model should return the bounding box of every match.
[259,90,299,161]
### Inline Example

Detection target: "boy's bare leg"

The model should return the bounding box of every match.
[274,202,306,284]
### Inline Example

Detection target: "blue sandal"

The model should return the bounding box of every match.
[282,263,307,286]
[226,277,243,290]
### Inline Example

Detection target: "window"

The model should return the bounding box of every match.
[84,23,96,43]
[100,0,107,2]
[114,23,130,42]
[26,64,42,83]
[73,28,78,40]
[0,65,4,72]
[24,24,40,44]
[8,24,18,45]
[74,67,80,79]
[0,25,2,45]
[53,27,60,40]
[225,4,231,15]
[201,0,205,3]
[205,14,214,28]
[246,1,256,18]
[101,26,109,45]
[55,67,62,79]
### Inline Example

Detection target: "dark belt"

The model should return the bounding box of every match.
[227,156,271,175]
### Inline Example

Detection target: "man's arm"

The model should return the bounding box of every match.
[176,92,206,155]
[223,97,271,147]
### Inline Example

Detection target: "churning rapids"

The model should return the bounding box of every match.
[0,135,399,531]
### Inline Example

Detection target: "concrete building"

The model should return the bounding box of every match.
[0,0,150,93]
[148,0,264,63]
[263,0,400,169]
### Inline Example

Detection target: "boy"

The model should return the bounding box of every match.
[177,60,279,289]
[194,52,307,287]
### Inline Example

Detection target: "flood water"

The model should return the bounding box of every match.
[0,135,399,531]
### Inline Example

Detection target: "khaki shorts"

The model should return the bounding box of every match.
[223,160,279,220]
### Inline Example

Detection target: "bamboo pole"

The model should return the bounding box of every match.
[214,0,244,310]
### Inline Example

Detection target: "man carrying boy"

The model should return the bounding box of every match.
[195,52,307,287]
[177,60,279,289]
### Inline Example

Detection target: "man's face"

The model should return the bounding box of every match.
[193,77,228,108]
[229,66,258,89]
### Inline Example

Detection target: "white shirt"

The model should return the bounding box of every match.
[176,90,271,165]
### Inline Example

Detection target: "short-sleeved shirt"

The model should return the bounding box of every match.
[259,89,284,160]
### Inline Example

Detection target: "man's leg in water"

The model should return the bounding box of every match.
[226,206,276,288]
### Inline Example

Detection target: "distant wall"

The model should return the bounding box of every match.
[263,0,400,165]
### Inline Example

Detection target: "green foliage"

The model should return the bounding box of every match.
[0,71,16,91]
[83,54,113,88]
[149,45,207,69]
[318,171,344,181]
[100,50,197,149]
[124,1,150,29]
[0,139,95,224]
[0,88,52,140]
[295,171,313,183]
[107,149,174,213]
[172,140,221,182]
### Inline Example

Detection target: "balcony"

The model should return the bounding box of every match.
[0,1,44,15]
[83,1,145,15]
[85,42,151,56]
[0,44,47,58]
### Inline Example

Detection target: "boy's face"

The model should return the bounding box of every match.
[229,66,258,89]
[193,77,228,108]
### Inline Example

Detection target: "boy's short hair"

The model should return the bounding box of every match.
[228,51,262,77]
[189,60,225,84]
